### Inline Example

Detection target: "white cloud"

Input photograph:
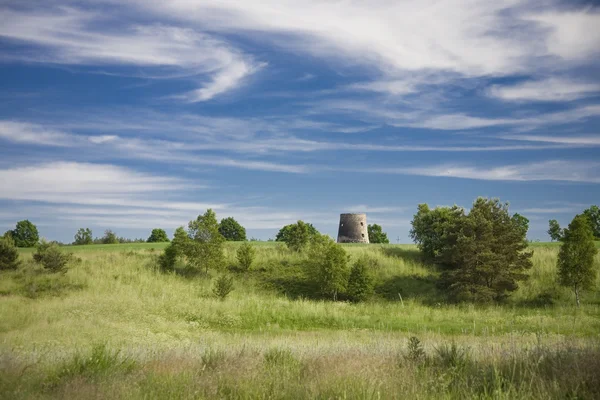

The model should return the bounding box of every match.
[110,0,600,81]
[318,100,600,131]
[526,10,600,61]
[488,78,600,102]
[0,7,257,101]
[0,121,73,146]
[500,134,600,146]
[355,160,600,183]
[0,161,205,205]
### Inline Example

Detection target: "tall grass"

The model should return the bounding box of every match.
[1,242,599,398]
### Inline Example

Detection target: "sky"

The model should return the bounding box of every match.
[0,0,599,243]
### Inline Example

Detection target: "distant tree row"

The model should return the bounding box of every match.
[548,205,600,241]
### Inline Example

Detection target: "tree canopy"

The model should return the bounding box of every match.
[306,234,349,300]
[101,230,119,244]
[582,205,600,239]
[74,228,93,245]
[557,214,598,307]
[219,217,247,241]
[186,209,225,273]
[276,221,319,252]
[548,219,563,242]
[367,224,389,244]
[410,198,533,302]
[11,220,39,248]
[147,228,170,243]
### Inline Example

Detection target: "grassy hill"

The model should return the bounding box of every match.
[1,242,599,398]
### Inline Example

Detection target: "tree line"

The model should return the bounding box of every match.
[1,201,597,305]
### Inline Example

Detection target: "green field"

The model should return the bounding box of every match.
[1,242,599,399]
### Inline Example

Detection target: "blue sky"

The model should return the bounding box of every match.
[0,0,599,243]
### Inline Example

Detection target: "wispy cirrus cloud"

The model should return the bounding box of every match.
[0,7,258,101]
[353,160,600,183]
[488,78,600,102]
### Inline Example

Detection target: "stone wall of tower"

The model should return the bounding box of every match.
[337,213,369,243]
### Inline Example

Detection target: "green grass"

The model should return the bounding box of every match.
[2,242,600,399]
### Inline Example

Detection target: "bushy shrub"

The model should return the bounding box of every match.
[236,242,256,271]
[367,224,389,244]
[157,243,178,272]
[346,257,374,302]
[405,336,426,363]
[101,230,119,244]
[187,209,225,274]
[219,217,247,241]
[0,235,20,271]
[306,234,349,300]
[212,274,234,300]
[33,241,72,273]
[276,221,319,252]
[147,228,170,243]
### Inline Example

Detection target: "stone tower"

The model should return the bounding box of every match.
[337,213,369,243]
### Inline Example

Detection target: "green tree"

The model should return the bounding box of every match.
[440,198,533,302]
[275,222,319,243]
[367,224,389,244]
[158,244,178,272]
[346,257,374,302]
[0,235,20,271]
[186,209,225,274]
[236,242,256,271]
[409,204,465,263]
[33,240,73,273]
[557,214,598,307]
[74,228,93,245]
[582,205,600,239]
[11,220,39,247]
[548,219,564,242]
[306,234,350,300]
[218,217,247,241]
[277,220,317,252]
[101,230,119,244]
[147,228,170,243]
[212,274,234,300]
[511,213,529,237]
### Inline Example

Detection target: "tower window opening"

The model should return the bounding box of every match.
[360,222,364,226]
[362,234,365,237]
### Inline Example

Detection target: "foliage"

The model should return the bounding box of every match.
[236,242,256,271]
[0,235,20,271]
[548,219,564,242]
[367,224,389,244]
[405,336,426,363]
[426,198,533,302]
[147,228,170,243]
[10,220,39,248]
[275,221,319,246]
[277,220,317,252]
[305,234,349,300]
[157,244,178,272]
[582,205,600,239]
[346,256,374,302]
[101,230,120,244]
[33,241,73,273]
[511,213,529,237]
[409,204,465,263]
[557,214,598,307]
[218,217,247,241]
[186,209,226,274]
[212,274,234,300]
[52,344,136,384]
[73,228,93,245]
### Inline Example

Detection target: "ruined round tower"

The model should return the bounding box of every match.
[337,213,369,243]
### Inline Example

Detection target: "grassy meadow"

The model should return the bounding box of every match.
[1,242,600,399]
